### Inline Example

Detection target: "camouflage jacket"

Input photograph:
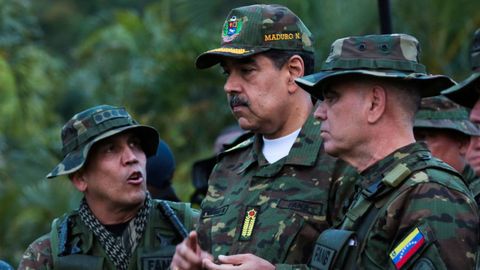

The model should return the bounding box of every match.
[197,115,354,269]
[18,200,198,270]
[463,164,480,208]
[335,143,479,269]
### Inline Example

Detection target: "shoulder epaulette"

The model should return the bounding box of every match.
[223,132,255,153]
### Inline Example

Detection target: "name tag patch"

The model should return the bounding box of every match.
[277,199,323,215]
[142,256,172,270]
[201,205,228,218]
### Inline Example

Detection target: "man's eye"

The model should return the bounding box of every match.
[240,67,254,74]
[129,138,142,149]
[323,94,336,103]
[104,144,115,153]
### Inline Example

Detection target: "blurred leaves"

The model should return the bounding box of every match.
[0,0,479,267]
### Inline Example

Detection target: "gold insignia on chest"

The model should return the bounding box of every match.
[240,207,258,241]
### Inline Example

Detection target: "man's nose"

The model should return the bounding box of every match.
[313,102,327,121]
[224,73,241,94]
[122,145,139,165]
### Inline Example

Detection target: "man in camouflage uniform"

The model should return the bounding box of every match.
[296,34,479,269]
[171,4,354,270]
[414,95,480,205]
[443,28,480,202]
[18,105,198,270]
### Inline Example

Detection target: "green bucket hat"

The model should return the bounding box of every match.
[414,96,480,136]
[47,105,159,179]
[195,4,314,69]
[442,28,480,108]
[296,33,455,99]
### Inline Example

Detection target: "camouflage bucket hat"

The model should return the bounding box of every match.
[195,4,314,69]
[296,34,455,99]
[442,28,480,108]
[414,96,480,136]
[47,105,159,179]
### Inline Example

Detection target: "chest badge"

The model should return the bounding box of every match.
[240,207,258,241]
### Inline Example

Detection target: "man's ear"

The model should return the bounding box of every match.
[287,55,305,94]
[70,171,88,192]
[367,85,386,123]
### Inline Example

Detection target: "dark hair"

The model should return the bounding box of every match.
[262,49,315,75]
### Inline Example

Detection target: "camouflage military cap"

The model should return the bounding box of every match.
[414,96,480,136]
[195,4,314,69]
[296,34,455,99]
[442,29,480,108]
[47,105,159,179]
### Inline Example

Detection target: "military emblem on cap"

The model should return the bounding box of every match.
[442,28,480,108]
[223,16,243,42]
[296,33,455,99]
[195,4,314,69]
[47,105,159,179]
[414,96,480,136]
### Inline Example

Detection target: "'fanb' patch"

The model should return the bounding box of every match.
[389,227,425,269]
[141,256,172,270]
[310,244,336,270]
[223,16,243,42]
[239,207,258,241]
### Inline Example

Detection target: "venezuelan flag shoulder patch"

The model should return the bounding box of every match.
[389,227,425,269]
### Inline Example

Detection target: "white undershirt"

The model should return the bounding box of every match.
[262,128,301,164]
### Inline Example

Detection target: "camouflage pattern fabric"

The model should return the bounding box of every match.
[414,95,480,136]
[18,234,53,270]
[18,200,198,270]
[296,33,455,98]
[197,115,356,268]
[463,164,480,207]
[337,142,479,269]
[195,4,314,69]
[442,28,480,108]
[327,164,360,227]
[47,104,159,178]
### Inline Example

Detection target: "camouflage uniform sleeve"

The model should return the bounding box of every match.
[185,204,200,231]
[18,234,53,270]
[385,181,478,269]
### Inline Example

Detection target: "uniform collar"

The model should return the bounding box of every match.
[360,142,430,188]
[234,114,324,174]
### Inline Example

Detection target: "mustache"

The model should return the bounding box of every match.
[229,95,249,108]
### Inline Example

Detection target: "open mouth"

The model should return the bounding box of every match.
[127,171,143,184]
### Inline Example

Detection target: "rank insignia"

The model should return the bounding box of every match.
[389,227,425,269]
[222,16,243,42]
[240,207,258,241]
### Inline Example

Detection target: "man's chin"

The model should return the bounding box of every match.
[323,145,340,157]
[237,118,255,131]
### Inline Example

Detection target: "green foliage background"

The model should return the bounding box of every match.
[0,0,479,266]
